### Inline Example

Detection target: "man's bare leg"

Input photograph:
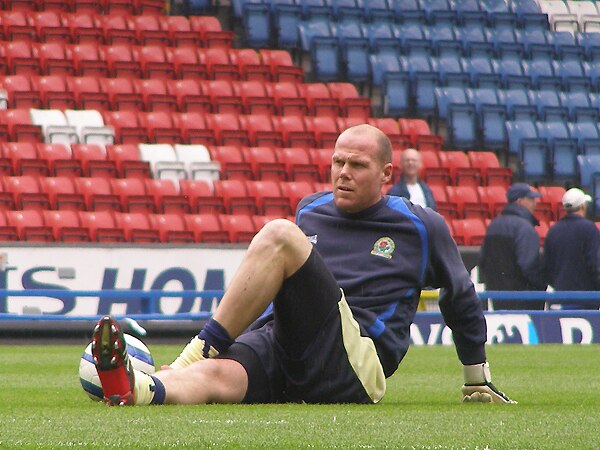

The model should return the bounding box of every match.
[170,218,312,368]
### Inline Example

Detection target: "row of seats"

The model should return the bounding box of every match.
[433,86,600,151]
[431,183,565,222]
[0,43,300,82]
[0,11,232,48]
[238,0,550,50]
[539,0,600,33]
[1,76,370,118]
[0,209,271,244]
[0,175,325,216]
[0,0,167,16]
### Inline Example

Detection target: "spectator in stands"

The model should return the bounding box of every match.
[543,188,600,309]
[478,182,547,309]
[387,148,436,210]
[91,124,515,407]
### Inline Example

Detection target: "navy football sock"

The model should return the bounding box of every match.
[149,375,166,405]
[198,318,234,357]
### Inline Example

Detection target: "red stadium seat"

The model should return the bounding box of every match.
[95,14,136,45]
[280,180,316,212]
[3,141,48,176]
[246,179,291,217]
[0,210,19,241]
[183,213,229,243]
[138,111,180,144]
[202,47,239,81]
[128,14,170,47]
[446,185,488,219]
[135,0,166,16]
[100,77,144,111]
[259,49,303,83]
[231,48,271,82]
[179,179,224,214]
[110,177,155,214]
[219,213,257,243]
[467,151,512,188]
[300,83,340,118]
[308,147,332,182]
[265,81,308,117]
[148,213,194,243]
[43,209,89,241]
[32,75,76,110]
[102,0,136,16]
[71,143,118,178]
[135,45,176,80]
[69,42,109,77]
[78,210,126,242]
[0,177,15,210]
[74,176,121,211]
[327,82,371,119]
[167,79,211,113]
[2,10,36,42]
[106,144,151,179]
[145,178,189,214]
[1,74,42,108]
[0,109,43,142]
[30,10,71,44]
[34,42,75,76]
[4,175,50,210]
[273,115,315,148]
[208,145,252,180]
[278,147,320,182]
[102,43,142,79]
[6,210,53,241]
[438,150,481,187]
[173,112,216,146]
[450,217,487,246]
[419,150,451,187]
[37,142,83,178]
[160,16,202,47]
[65,12,103,44]
[203,79,242,114]
[240,115,283,148]
[113,211,160,243]
[477,185,508,218]
[39,175,85,211]
[304,116,339,148]
[206,113,249,147]
[538,186,566,221]
[102,110,147,144]
[233,80,275,115]
[213,179,255,215]
[167,47,208,80]
[66,75,109,111]
[189,16,234,49]
[242,145,286,181]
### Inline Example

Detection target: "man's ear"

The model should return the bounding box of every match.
[382,162,393,184]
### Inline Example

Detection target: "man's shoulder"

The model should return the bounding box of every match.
[297,190,333,211]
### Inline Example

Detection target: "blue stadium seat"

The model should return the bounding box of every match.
[553,58,587,92]
[577,154,600,187]
[369,40,403,86]
[537,121,578,181]
[396,22,429,51]
[420,0,454,24]
[482,0,514,25]
[365,21,396,50]
[454,0,487,25]
[434,85,468,121]
[510,0,548,29]
[310,36,340,81]
[232,0,262,19]
[519,138,550,182]
[298,17,334,52]
[337,22,370,83]
[448,103,477,148]
[404,53,439,116]
[500,87,536,119]
[272,2,304,49]
[363,0,394,23]
[568,121,600,156]
[467,87,506,148]
[437,54,469,87]
[523,59,561,90]
[576,31,600,61]
[392,0,425,24]
[456,23,488,53]
[560,91,598,122]
[299,0,333,18]
[505,116,540,155]
[528,88,568,121]
[382,72,411,117]
[486,27,519,54]
[584,60,600,91]
[495,52,529,88]
[463,52,501,88]
[329,0,363,20]
[242,3,272,48]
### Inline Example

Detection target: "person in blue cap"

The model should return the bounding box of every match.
[478,182,547,309]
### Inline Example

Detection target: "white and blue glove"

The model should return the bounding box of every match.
[461,362,517,404]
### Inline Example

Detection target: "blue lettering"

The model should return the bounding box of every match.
[99,269,147,314]
[22,267,73,315]
[201,270,224,312]
[150,268,196,314]
[0,266,16,313]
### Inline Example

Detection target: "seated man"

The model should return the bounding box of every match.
[91,124,515,406]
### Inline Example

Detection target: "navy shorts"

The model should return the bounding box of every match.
[217,249,386,404]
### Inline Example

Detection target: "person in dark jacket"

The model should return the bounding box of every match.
[479,182,547,310]
[90,124,515,407]
[387,148,437,210]
[543,188,600,309]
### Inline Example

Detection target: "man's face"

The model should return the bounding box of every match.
[517,196,537,214]
[331,131,391,214]
[401,150,421,177]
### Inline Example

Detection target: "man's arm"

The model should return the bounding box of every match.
[422,209,516,404]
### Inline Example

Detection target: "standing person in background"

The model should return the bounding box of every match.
[387,148,437,210]
[479,182,547,310]
[543,188,600,309]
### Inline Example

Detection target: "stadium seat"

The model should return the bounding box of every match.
[39,175,85,211]
[110,177,155,214]
[280,180,316,212]
[477,185,508,217]
[100,77,144,111]
[144,178,189,214]
[241,115,283,148]
[64,109,114,146]
[75,175,121,212]
[206,113,249,147]
[71,143,118,178]
[278,147,320,182]
[114,211,160,243]
[219,213,257,244]
[35,143,80,179]
[160,15,202,47]
[34,42,75,76]
[0,210,19,241]
[6,209,53,241]
[450,217,487,246]
[129,15,170,47]
[148,213,195,243]
[1,74,42,109]
[467,151,512,188]
[105,144,150,180]
[136,45,176,80]
[138,111,180,144]
[173,112,216,146]
[4,40,42,75]
[183,213,228,243]
[265,81,308,117]
[96,14,137,46]
[538,185,566,221]
[3,141,49,176]
[102,43,142,79]
[438,151,481,187]
[43,209,89,242]
[245,179,292,217]
[241,146,286,181]
[173,143,220,181]
[213,179,256,215]
[101,110,147,144]
[208,145,252,181]
[167,79,211,113]
[66,76,109,111]
[4,175,50,210]
[138,143,186,180]
[446,185,488,219]
[30,108,79,145]
[179,179,224,214]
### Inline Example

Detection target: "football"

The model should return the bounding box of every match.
[79,333,155,401]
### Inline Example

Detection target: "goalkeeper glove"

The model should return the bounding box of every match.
[461,362,517,404]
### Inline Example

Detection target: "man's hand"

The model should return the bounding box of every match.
[462,362,517,404]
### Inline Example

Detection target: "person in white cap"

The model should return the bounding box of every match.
[543,188,600,309]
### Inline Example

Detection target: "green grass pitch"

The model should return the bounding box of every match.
[1,343,599,449]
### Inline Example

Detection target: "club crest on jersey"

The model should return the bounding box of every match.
[371,237,395,259]
[307,234,318,245]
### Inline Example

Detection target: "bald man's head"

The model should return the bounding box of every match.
[335,124,392,166]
